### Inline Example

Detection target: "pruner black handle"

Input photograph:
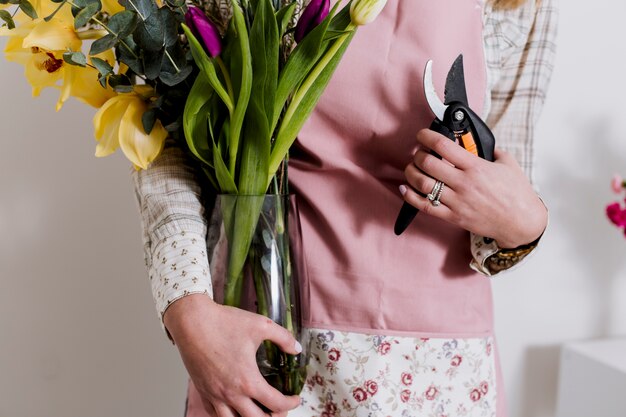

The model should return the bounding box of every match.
[393,119,456,236]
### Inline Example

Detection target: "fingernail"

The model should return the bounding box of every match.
[294,341,303,353]
[399,185,407,196]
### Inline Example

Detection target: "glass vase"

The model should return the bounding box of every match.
[206,194,307,396]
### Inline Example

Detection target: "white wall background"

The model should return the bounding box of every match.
[492,1,626,416]
[1,1,625,416]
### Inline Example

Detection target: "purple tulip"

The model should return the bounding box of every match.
[185,6,223,57]
[294,0,330,43]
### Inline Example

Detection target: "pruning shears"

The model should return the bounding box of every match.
[393,54,496,235]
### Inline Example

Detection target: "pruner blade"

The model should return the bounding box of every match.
[423,60,447,121]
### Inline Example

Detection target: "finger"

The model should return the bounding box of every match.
[234,397,274,417]
[214,402,239,417]
[493,147,518,166]
[399,183,456,222]
[252,380,301,413]
[404,163,457,207]
[412,148,461,187]
[201,400,219,417]
[258,318,302,355]
[415,129,475,170]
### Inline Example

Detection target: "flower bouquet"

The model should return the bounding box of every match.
[0,0,387,395]
[181,0,387,395]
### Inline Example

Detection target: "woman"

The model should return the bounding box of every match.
[131,0,558,415]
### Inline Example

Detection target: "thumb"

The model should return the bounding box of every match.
[262,320,302,355]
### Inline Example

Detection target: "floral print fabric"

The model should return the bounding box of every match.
[291,328,497,417]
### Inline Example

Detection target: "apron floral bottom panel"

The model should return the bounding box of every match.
[291,328,497,417]
[185,328,498,417]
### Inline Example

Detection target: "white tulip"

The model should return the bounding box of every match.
[349,0,388,26]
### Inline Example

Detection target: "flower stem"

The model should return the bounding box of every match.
[216,56,234,101]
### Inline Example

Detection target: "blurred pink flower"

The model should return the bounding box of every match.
[611,174,624,194]
[606,202,626,227]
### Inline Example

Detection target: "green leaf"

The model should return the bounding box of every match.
[183,74,215,167]
[159,65,193,86]
[213,142,238,194]
[70,0,99,17]
[142,108,156,134]
[163,119,180,132]
[18,0,37,19]
[160,7,178,47]
[324,29,352,41]
[225,1,253,174]
[74,1,101,28]
[275,2,295,38]
[133,12,164,51]
[108,73,132,89]
[108,10,138,38]
[72,0,98,9]
[269,30,355,178]
[143,47,164,79]
[182,24,233,111]
[113,84,134,93]
[249,0,278,132]
[90,34,117,55]
[328,2,352,31]
[165,0,184,7]
[237,0,277,193]
[161,42,186,73]
[0,10,15,29]
[124,0,156,19]
[270,0,342,133]
[116,35,142,73]
[63,51,87,66]
[239,99,270,194]
[91,56,113,76]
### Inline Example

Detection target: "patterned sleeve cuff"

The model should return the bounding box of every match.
[150,231,213,343]
[470,229,546,277]
[469,234,501,276]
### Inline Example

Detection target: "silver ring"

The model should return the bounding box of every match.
[427,180,445,206]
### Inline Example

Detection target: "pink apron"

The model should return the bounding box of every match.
[187,0,507,415]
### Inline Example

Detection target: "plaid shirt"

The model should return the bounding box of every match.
[131,0,559,340]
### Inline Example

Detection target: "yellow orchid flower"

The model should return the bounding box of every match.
[94,89,168,170]
[2,3,115,110]
[101,0,124,15]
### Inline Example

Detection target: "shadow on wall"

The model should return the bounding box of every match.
[520,345,561,417]
[539,113,626,334]
[519,113,626,417]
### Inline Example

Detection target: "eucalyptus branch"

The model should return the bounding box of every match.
[59,0,139,60]
[91,15,140,59]
[125,0,146,20]
[164,49,181,73]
